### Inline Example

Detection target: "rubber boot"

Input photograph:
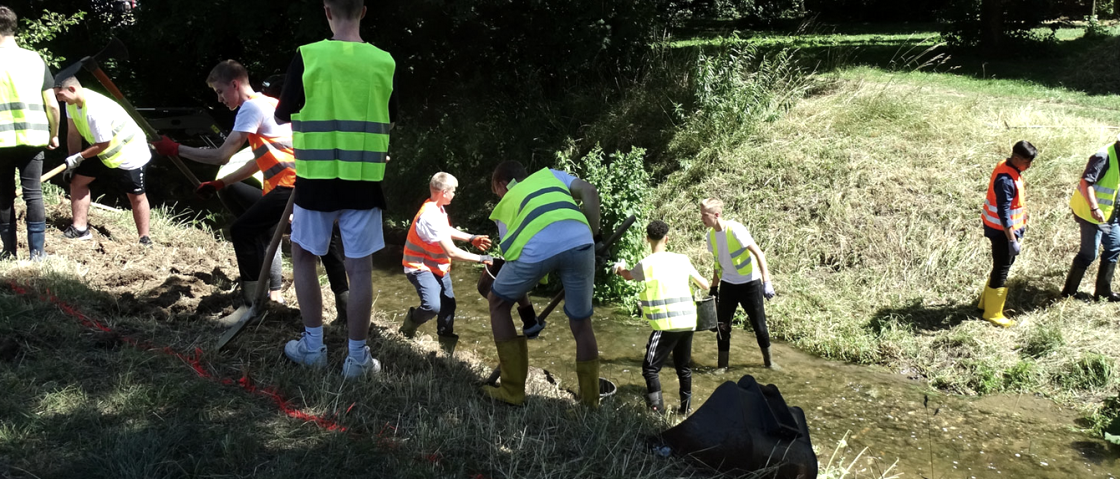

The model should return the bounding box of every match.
[981,286,1015,327]
[399,307,423,338]
[1062,262,1088,298]
[481,336,528,406]
[678,390,692,415]
[645,390,664,414]
[438,333,459,356]
[334,290,349,323]
[977,282,988,310]
[1095,262,1120,302]
[27,221,45,261]
[717,350,729,370]
[576,358,600,409]
[0,222,15,260]
[241,280,259,305]
[761,346,774,368]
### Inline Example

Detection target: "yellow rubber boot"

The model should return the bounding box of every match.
[977,282,988,311]
[576,358,600,409]
[981,286,1015,328]
[481,336,528,406]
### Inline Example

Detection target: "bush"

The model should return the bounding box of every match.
[939,0,1057,50]
[1021,322,1064,358]
[1060,353,1115,390]
[1003,360,1038,391]
[15,9,86,68]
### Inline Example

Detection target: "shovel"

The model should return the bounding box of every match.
[215,192,296,350]
[485,214,636,386]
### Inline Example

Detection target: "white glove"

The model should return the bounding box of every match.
[64,153,85,171]
[610,260,627,275]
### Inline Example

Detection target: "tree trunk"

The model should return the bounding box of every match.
[1115,0,1119,19]
[980,0,1003,56]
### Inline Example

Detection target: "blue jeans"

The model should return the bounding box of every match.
[406,270,456,336]
[1073,219,1120,268]
[492,244,595,320]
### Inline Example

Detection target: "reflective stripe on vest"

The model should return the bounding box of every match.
[1071,144,1120,224]
[638,253,697,331]
[402,200,452,276]
[488,168,590,261]
[0,47,51,147]
[709,226,754,278]
[66,91,142,169]
[982,158,1027,233]
[246,95,296,195]
[292,40,394,182]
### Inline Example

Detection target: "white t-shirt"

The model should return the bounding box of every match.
[404,202,451,274]
[494,169,594,263]
[705,220,760,284]
[232,95,290,137]
[71,90,150,170]
[631,251,703,285]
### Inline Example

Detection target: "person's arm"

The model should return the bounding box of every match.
[746,243,771,283]
[274,52,304,125]
[1081,178,1107,223]
[568,178,601,236]
[437,236,490,264]
[447,228,492,250]
[41,90,59,150]
[993,174,1019,241]
[178,130,248,166]
[689,264,710,291]
[218,157,261,186]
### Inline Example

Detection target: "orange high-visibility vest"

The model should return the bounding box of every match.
[981,159,1026,234]
[402,200,452,276]
[248,95,296,195]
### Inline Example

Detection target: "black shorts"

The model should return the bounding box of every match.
[74,159,147,195]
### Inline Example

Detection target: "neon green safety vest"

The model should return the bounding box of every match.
[638,252,698,331]
[66,90,141,168]
[710,223,754,278]
[292,40,395,182]
[1071,144,1120,224]
[0,46,51,147]
[489,168,590,261]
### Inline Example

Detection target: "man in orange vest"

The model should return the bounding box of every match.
[153,60,349,314]
[398,172,493,355]
[978,140,1036,327]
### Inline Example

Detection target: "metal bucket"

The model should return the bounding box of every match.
[599,378,617,398]
[695,296,718,332]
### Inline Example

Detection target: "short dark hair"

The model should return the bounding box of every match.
[492,161,529,190]
[207,60,249,87]
[0,6,17,37]
[646,220,669,241]
[325,0,364,20]
[1011,140,1037,161]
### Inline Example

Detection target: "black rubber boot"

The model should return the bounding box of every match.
[0,222,15,260]
[678,390,692,415]
[438,333,459,356]
[27,221,45,261]
[717,350,729,370]
[645,391,665,414]
[399,307,423,338]
[761,347,774,368]
[1062,262,1088,298]
[1096,262,1120,302]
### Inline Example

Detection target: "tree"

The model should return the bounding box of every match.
[981,0,1003,55]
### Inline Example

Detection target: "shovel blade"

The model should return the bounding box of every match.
[216,305,258,351]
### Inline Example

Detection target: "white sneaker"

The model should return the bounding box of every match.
[341,346,381,379]
[284,333,327,369]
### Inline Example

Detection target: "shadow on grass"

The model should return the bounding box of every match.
[866,276,1056,334]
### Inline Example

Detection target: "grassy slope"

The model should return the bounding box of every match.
[653,67,1120,411]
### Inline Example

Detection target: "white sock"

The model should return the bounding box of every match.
[303,326,324,349]
[348,339,367,359]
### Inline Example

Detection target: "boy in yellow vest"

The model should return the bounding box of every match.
[1061,135,1120,302]
[398,172,493,355]
[484,160,602,407]
[701,198,777,369]
[54,76,151,245]
[614,220,709,414]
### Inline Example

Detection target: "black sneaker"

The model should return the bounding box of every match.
[63,225,92,240]
[139,236,153,247]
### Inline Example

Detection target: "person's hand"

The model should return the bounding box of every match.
[1008,239,1021,258]
[1092,207,1106,223]
[47,136,59,150]
[195,179,225,200]
[610,260,627,275]
[709,285,719,299]
[479,254,494,265]
[64,152,84,171]
[470,234,492,250]
[763,281,776,300]
[152,135,180,157]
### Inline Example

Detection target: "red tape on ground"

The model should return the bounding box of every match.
[7,281,346,432]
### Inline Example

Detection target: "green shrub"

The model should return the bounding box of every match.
[1003,360,1038,391]
[16,10,86,68]
[1021,323,1064,358]
[1061,353,1115,390]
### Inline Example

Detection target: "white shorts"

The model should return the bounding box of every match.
[291,205,384,258]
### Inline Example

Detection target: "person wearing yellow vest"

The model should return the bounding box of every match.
[701,198,777,369]
[398,172,493,355]
[613,220,709,415]
[54,76,151,245]
[484,160,602,407]
[1060,135,1120,303]
[274,0,397,380]
[152,60,350,314]
[0,6,60,260]
[977,141,1036,327]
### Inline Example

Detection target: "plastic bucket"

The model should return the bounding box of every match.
[599,378,617,398]
[695,296,718,331]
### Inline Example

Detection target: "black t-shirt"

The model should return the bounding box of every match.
[275,41,397,212]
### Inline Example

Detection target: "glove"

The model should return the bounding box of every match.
[64,152,84,171]
[610,260,627,275]
[470,234,492,250]
[152,135,181,157]
[1008,239,1020,258]
[478,254,494,265]
[195,179,225,200]
[763,281,776,300]
[709,285,719,299]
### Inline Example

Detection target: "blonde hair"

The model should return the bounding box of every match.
[430,172,458,192]
[700,198,723,214]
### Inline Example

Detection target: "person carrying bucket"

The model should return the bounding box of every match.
[700,198,777,369]
[613,219,709,414]
[398,172,494,355]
